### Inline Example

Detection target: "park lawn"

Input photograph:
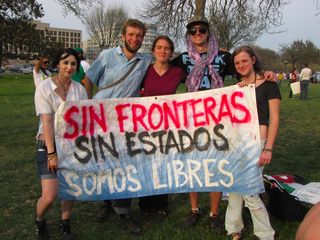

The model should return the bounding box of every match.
[0,73,319,240]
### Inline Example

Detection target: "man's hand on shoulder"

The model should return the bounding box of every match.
[263,71,277,82]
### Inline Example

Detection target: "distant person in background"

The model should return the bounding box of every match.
[33,56,51,88]
[71,47,90,85]
[277,72,284,86]
[34,48,87,240]
[139,35,186,216]
[289,68,298,98]
[295,202,320,240]
[299,63,312,101]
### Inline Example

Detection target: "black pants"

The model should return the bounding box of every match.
[104,199,131,215]
[139,194,168,213]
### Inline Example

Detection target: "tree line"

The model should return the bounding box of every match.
[1,0,319,72]
[0,0,66,66]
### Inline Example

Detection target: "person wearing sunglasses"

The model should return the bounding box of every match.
[172,15,276,232]
[172,15,231,232]
[33,56,51,88]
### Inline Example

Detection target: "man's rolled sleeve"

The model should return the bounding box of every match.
[86,50,109,85]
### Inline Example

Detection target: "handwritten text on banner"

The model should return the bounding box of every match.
[55,85,263,200]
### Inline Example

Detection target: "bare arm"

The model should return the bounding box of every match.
[41,113,58,172]
[295,203,320,240]
[83,75,93,99]
[258,98,280,166]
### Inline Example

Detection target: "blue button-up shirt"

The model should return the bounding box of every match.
[87,46,152,99]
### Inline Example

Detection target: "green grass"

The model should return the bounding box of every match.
[0,74,319,239]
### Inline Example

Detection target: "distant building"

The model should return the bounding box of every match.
[139,24,157,54]
[34,20,82,49]
[4,20,82,57]
[82,39,101,61]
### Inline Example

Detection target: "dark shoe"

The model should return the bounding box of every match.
[59,219,77,240]
[209,214,223,231]
[96,201,113,222]
[157,210,169,218]
[120,215,142,235]
[180,211,201,228]
[36,219,49,240]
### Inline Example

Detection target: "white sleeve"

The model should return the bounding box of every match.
[34,82,53,116]
[81,87,88,100]
[33,68,42,88]
[81,61,91,73]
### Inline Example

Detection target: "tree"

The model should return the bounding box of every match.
[83,1,128,51]
[280,40,320,70]
[251,46,282,71]
[207,1,288,49]
[0,0,43,66]
[54,0,98,20]
[139,0,289,48]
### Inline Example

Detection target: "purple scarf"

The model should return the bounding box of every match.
[185,33,223,92]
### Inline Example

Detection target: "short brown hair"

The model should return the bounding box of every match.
[152,35,174,53]
[122,19,147,36]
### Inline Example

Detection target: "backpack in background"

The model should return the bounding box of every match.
[262,175,309,221]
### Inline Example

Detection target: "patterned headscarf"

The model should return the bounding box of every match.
[185,32,223,92]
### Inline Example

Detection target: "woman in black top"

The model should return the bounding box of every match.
[225,46,281,240]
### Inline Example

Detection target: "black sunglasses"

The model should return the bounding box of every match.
[43,61,50,64]
[188,27,208,36]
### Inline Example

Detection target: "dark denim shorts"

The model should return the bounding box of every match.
[36,141,57,180]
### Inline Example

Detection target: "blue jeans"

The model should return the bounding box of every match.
[36,144,57,180]
[300,80,310,100]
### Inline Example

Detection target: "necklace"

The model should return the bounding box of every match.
[243,73,257,84]
[56,75,70,98]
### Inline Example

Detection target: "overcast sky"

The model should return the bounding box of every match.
[38,0,320,52]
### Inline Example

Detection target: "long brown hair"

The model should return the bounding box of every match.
[232,46,263,80]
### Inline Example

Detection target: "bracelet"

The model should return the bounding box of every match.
[47,153,57,162]
[263,148,272,152]
[47,151,56,156]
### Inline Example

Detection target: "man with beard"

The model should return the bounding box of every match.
[84,19,152,235]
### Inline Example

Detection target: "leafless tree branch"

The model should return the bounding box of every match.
[83,1,128,50]
[53,0,98,21]
[139,0,290,48]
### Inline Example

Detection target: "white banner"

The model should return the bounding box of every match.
[54,84,263,200]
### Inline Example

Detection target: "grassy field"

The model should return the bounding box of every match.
[0,73,319,240]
